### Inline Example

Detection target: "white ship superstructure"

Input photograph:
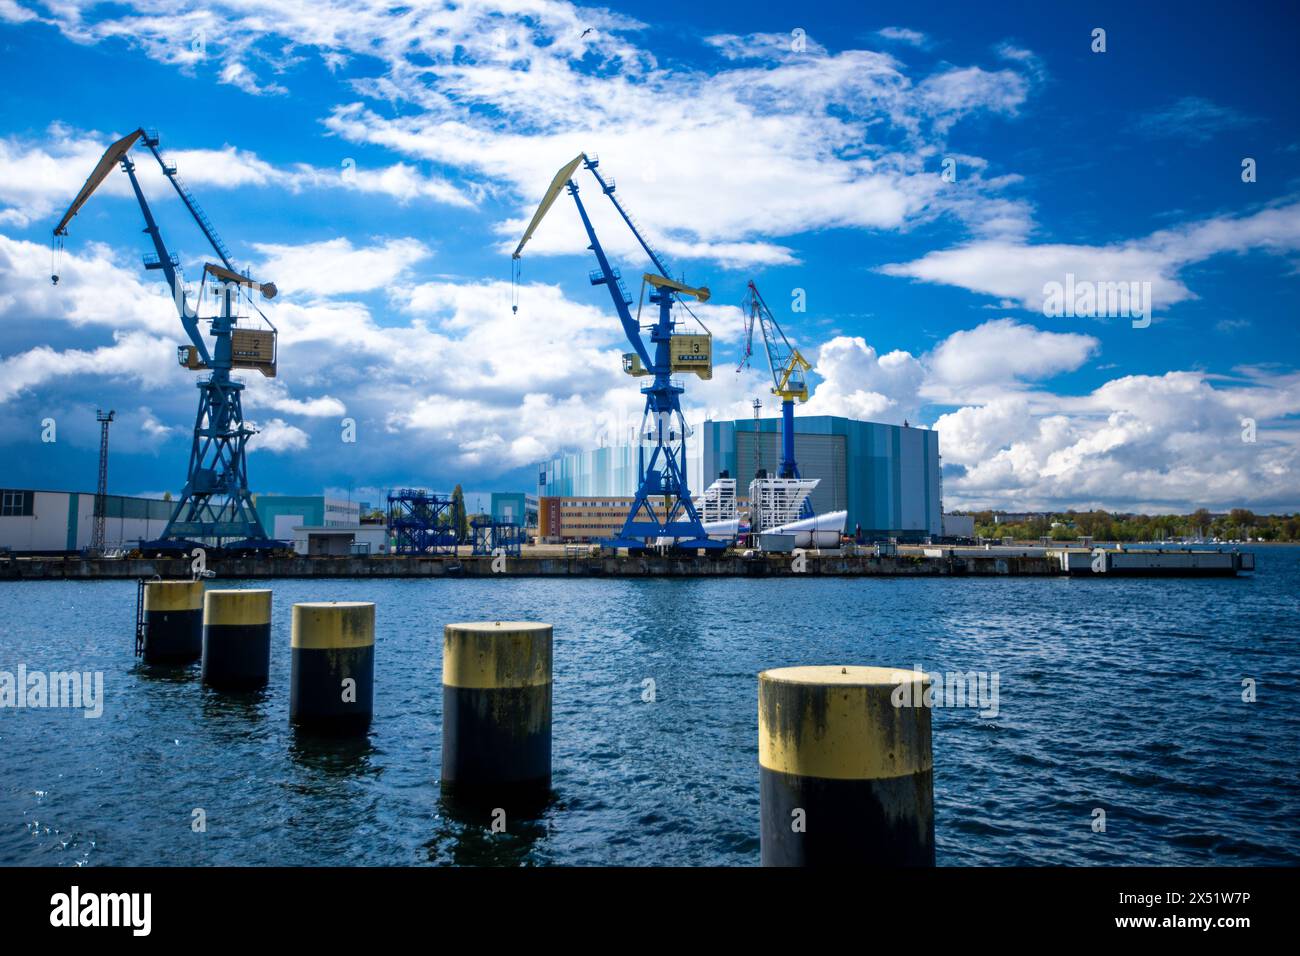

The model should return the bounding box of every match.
[748,475,846,548]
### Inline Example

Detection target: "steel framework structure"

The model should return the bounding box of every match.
[470,519,523,557]
[90,408,115,555]
[387,489,461,555]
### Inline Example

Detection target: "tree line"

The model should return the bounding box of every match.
[967,509,1300,543]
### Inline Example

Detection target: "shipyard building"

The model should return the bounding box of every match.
[0,490,387,556]
[537,414,942,542]
[0,488,172,552]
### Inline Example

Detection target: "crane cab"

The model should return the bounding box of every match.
[178,345,206,371]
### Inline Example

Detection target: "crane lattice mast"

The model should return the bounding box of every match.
[90,408,115,555]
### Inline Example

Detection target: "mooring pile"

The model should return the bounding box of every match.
[136,578,934,865]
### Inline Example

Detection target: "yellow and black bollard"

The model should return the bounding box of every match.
[290,602,375,734]
[141,580,205,665]
[441,621,552,815]
[758,665,934,866]
[202,589,272,690]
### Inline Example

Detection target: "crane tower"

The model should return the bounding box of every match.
[512,154,722,550]
[52,128,281,553]
[738,279,814,518]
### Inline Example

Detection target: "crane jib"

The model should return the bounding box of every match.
[512,153,585,260]
[53,128,145,236]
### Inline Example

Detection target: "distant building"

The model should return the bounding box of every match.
[941,513,976,539]
[537,414,942,541]
[288,523,391,557]
[253,495,360,542]
[538,496,634,542]
[0,488,172,553]
[992,512,1046,525]
[490,492,538,527]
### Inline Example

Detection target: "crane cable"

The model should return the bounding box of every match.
[50,236,63,286]
[511,256,520,315]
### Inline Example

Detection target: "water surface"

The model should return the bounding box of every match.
[2,547,1297,865]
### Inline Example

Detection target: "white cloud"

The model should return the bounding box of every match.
[252,237,431,297]
[0,233,178,335]
[0,125,470,229]
[18,2,1038,267]
[934,370,1300,512]
[802,336,925,424]
[787,324,1300,512]
[705,31,827,60]
[0,331,181,403]
[250,417,310,453]
[926,318,1098,391]
[6,220,1298,510]
[881,201,1300,314]
[219,60,288,97]
[876,27,929,48]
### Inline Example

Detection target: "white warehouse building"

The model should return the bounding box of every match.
[0,488,173,553]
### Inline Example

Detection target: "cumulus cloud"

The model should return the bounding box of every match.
[0,125,470,229]
[880,201,1300,314]
[934,371,1300,512]
[789,324,1300,512]
[6,221,1299,510]
[15,1,1039,267]
[250,418,310,453]
[3,1,1296,514]
[926,318,1099,392]
[802,336,925,424]
[252,237,431,298]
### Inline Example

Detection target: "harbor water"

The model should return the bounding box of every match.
[2,545,1298,866]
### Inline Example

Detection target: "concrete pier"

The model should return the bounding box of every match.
[2,546,1255,580]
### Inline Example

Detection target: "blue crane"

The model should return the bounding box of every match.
[52,128,282,553]
[513,154,723,550]
[737,279,814,517]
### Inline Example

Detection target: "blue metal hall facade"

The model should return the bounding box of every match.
[538,415,943,541]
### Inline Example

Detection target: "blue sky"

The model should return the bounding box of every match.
[0,0,1297,513]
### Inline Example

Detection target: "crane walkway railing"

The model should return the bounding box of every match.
[169,172,234,266]
[143,130,235,268]
[589,267,633,305]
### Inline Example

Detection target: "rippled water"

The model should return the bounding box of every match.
[2,547,1298,866]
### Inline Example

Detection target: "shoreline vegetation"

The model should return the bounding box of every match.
[966,508,1299,544]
